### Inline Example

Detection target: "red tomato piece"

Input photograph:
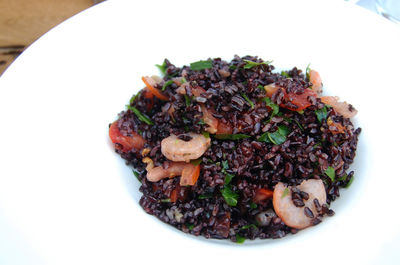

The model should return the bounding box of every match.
[109,121,146,152]
[253,188,274,203]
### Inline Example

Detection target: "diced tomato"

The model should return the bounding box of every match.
[169,188,178,203]
[142,76,169,101]
[191,86,206,97]
[264,84,317,111]
[200,104,218,134]
[180,164,201,186]
[216,121,233,135]
[109,121,146,152]
[327,117,346,134]
[169,185,189,203]
[253,188,274,203]
[142,88,154,99]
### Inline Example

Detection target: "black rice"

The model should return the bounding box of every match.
[109,55,361,242]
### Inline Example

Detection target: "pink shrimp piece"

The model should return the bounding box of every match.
[273,179,327,229]
[309,70,323,93]
[320,96,358,118]
[161,133,211,162]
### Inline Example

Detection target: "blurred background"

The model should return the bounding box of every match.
[0,0,104,75]
[0,0,397,76]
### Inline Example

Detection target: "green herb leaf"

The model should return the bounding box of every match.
[160,198,171,203]
[129,91,141,105]
[222,160,229,171]
[315,106,328,123]
[198,193,213,199]
[243,59,273,69]
[221,185,239,206]
[306,63,311,80]
[281,71,290,78]
[325,166,336,182]
[268,125,290,145]
[214,134,251,140]
[184,94,192,107]
[235,234,246,244]
[262,97,279,116]
[293,118,304,131]
[250,202,258,209]
[202,131,210,138]
[190,158,202,166]
[126,105,154,125]
[161,80,174,91]
[132,169,141,182]
[345,175,354,188]
[240,93,255,109]
[257,132,271,143]
[240,224,258,230]
[156,60,167,75]
[337,173,348,182]
[224,173,235,185]
[190,60,213,71]
[281,187,290,198]
[181,77,187,83]
[187,224,195,231]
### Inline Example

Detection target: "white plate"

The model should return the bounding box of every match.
[1,0,400,264]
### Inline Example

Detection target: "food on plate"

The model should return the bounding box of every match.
[109,55,361,242]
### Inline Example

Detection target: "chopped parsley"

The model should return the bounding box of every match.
[190,158,202,166]
[129,91,141,105]
[281,71,290,78]
[156,60,167,75]
[345,175,354,188]
[281,187,289,198]
[126,105,154,125]
[325,166,336,182]
[190,60,213,71]
[306,63,311,80]
[240,224,258,230]
[262,97,279,116]
[214,134,251,140]
[221,160,235,185]
[250,202,258,209]
[315,106,328,123]
[224,173,235,185]
[184,94,192,107]
[202,131,210,138]
[235,234,246,244]
[257,132,271,143]
[240,93,255,109]
[132,169,141,182]
[268,125,290,145]
[160,198,171,203]
[221,185,239,206]
[198,193,213,199]
[161,80,174,91]
[243,59,273,69]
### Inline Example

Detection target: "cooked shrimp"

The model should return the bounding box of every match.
[309,69,323,93]
[161,133,211,162]
[320,96,358,118]
[146,162,187,182]
[273,179,327,229]
[146,161,200,186]
[200,104,218,134]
